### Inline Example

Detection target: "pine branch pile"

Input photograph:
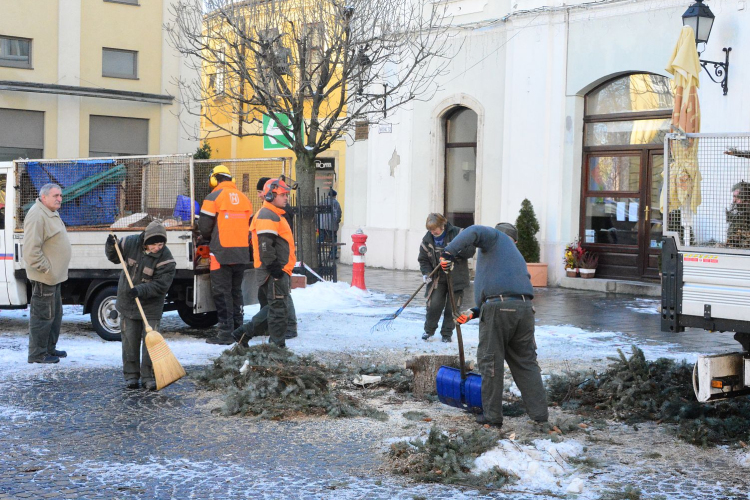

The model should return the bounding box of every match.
[546,346,750,446]
[388,426,516,488]
[196,344,399,420]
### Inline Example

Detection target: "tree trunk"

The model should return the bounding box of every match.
[295,155,318,268]
[406,355,472,399]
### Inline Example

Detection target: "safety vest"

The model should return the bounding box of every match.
[199,181,252,265]
[250,201,296,275]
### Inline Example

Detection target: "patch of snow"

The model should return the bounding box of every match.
[567,476,585,493]
[0,405,46,422]
[473,437,586,494]
[739,452,750,468]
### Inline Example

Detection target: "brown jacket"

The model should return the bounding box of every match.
[23,199,72,285]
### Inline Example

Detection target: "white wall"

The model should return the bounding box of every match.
[344,0,749,279]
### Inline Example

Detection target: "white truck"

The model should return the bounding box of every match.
[0,154,289,341]
[661,132,750,402]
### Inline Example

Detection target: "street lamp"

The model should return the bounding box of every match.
[682,0,731,95]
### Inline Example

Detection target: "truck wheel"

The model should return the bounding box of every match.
[177,303,219,329]
[91,286,121,341]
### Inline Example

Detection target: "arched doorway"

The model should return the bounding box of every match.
[581,73,674,279]
[444,106,478,228]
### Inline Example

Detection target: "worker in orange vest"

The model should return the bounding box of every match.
[199,165,252,345]
[247,178,296,347]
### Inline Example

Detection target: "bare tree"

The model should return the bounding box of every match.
[166,0,454,266]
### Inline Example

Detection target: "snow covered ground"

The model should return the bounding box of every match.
[0,280,744,499]
[0,280,697,379]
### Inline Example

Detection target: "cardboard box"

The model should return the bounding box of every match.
[291,274,307,289]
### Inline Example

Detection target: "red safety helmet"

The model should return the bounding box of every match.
[262,178,291,201]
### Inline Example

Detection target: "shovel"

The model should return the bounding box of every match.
[435,273,482,410]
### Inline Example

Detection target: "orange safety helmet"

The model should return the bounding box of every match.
[262,178,291,202]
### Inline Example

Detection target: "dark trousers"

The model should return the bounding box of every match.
[424,282,463,338]
[477,300,548,425]
[257,274,290,346]
[258,275,297,334]
[210,264,245,335]
[121,317,159,383]
[28,281,63,362]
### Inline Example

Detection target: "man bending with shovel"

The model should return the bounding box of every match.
[440,223,549,430]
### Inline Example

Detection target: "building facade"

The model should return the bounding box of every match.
[343,0,750,283]
[0,0,198,161]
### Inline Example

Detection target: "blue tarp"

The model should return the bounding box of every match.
[26,160,121,226]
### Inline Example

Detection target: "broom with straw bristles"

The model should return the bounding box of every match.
[111,234,186,390]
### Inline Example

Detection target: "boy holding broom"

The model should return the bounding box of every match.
[105,222,176,390]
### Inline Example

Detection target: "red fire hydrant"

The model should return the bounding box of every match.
[351,228,368,290]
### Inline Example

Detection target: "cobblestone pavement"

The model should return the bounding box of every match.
[1,265,748,499]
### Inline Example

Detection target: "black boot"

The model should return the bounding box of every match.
[207,332,234,345]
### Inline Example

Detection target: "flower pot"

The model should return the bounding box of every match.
[526,263,548,287]
[565,268,578,278]
[579,268,596,279]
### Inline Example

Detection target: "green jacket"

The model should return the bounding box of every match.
[105,226,176,321]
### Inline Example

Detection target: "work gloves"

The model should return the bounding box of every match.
[106,234,116,247]
[439,251,455,272]
[127,287,140,299]
[267,262,285,279]
[422,275,432,284]
[456,307,480,324]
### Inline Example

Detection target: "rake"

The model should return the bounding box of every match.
[371,264,441,332]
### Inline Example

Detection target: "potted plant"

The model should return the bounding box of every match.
[564,239,584,277]
[578,251,598,278]
[516,199,547,287]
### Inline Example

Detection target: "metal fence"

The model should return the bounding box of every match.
[15,155,193,231]
[287,187,341,282]
[664,133,750,250]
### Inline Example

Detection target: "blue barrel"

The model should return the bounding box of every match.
[436,366,483,411]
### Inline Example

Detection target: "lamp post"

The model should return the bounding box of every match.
[682,0,731,95]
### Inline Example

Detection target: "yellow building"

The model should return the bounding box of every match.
[199,3,347,209]
[0,0,198,161]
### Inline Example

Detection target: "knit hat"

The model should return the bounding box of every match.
[495,222,518,242]
[144,221,167,246]
[328,188,337,197]
[257,177,271,191]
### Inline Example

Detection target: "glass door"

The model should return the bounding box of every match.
[640,152,664,278]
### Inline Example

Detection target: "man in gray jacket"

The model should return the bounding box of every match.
[441,223,548,430]
[24,183,72,364]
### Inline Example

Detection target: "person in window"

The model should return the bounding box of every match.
[417,213,474,343]
[726,181,750,248]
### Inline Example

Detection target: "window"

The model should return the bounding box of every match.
[0,108,43,160]
[444,107,478,229]
[102,48,137,79]
[104,0,139,4]
[89,115,148,157]
[0,36,31,69]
